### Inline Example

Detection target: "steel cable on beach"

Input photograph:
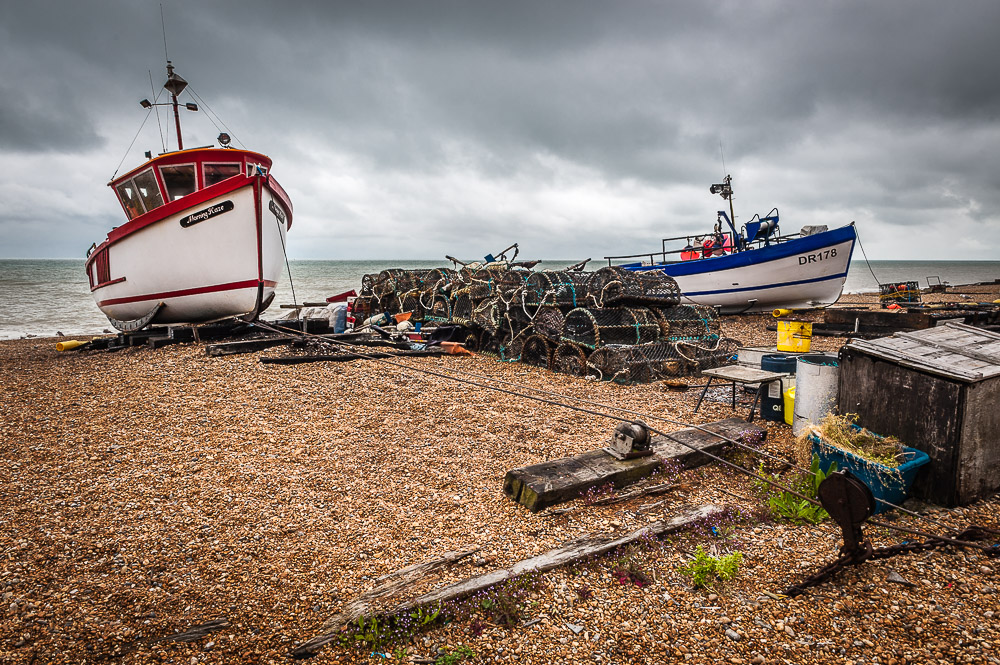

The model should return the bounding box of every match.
[247,319,999,554]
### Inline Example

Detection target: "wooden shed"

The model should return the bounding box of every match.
[837,322,1000,507]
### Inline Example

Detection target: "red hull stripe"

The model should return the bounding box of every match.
[98,279,278,307]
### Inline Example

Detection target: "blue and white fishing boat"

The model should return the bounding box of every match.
[605,176,856,313]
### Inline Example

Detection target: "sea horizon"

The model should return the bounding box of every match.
[1,258,998,340]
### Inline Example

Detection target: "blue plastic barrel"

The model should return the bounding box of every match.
[760,354,798,422]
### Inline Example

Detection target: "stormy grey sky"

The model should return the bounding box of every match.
[2,0,999,261]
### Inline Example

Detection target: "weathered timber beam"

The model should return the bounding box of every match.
[503,417,762,512]
[289,504,721,659]
[289,549,480,658]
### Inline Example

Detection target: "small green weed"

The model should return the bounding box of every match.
[435,645,476,665]
[756,455,834,524]
[678,545,742,588]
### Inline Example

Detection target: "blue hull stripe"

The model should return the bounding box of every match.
[681,271,849,297]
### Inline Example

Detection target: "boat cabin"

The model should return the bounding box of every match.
[109,148,273,221]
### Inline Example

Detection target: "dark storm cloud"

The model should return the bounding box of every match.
[1,0,999,259]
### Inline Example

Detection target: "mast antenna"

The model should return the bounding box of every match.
[149,70,165,153]
[161,3,169,62]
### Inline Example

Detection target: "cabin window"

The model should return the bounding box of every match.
[204,163,241,186]
[116,181,145,220]
[133,169,164,212]
[160,164,197,200]
[246,163,268,177]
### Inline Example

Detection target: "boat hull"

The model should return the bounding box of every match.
[87,177,290,325]
[628,224,857,313]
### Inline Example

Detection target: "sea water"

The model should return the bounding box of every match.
[1,258,998,340]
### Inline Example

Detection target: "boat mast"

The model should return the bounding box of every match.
[163,61,189,150]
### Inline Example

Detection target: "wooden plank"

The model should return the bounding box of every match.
[260,349,446,365]
[701,365,788,383]
[824,308,932,330]
[290,504,721,659]
[205,337,291,356]
[503,418,762,512]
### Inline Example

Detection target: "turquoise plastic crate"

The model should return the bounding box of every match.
[809,433,930,514]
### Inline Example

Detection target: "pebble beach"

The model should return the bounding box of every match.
[2,287,999,665]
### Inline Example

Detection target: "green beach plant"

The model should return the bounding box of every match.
[678,545,742,588]
[755,455,834,524]
[435,645,476,665]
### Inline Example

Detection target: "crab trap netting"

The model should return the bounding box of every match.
[654,304,722,339]
[587,266,682,308]
[560,307,663,350]
[522,271,594,310]
[553,342,590,377]
[360,273,377,297]
[424,294,452,321]
[520,334,554,369]
[532,306,565,339]
[350,263,739,384]
[586,338,740,384]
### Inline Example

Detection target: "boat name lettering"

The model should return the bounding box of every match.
[179,200,234,228]
[798,248,838,265]
[268,200,286,225]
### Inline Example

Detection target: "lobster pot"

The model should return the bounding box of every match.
[455,281,494,300]
[422,268,458,293]
[590,266,681,307]
[460,265,508,294]
[587,345,653,385]
[457,327,482,353]
[471,298,502,332]
[523,271,592,309]
[497,325,530,362]
[533,306,565,339]
[670,336,739,373]
[521,335,554,369]
[351,296,374,324]
[426,295,451,321]
[398,292,425,320]
[587,266,633,308]
[494,268,532,298]
[561,307,662,350]
[360,273,377,297]
[497,302,535,337]
[553,342,590,377]
[451,293,475,324]
[656,305,721,336]
[879,281,921,308]
[374,269,411,302]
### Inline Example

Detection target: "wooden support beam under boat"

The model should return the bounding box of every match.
[503,417,764,513]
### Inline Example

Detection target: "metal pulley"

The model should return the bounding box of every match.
[604,420,653,460]
[818,470,876,557]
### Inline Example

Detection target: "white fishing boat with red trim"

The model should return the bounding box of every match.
[86,61,292,331]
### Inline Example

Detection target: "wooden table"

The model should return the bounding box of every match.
[694,365,790,422]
